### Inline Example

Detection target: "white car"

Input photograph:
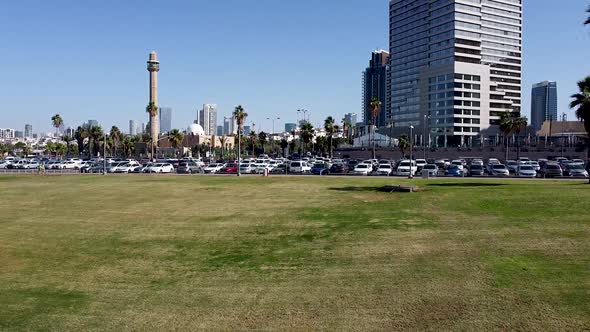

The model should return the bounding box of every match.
[527,161,541,172]
[353,163,373,176]
[396,160,417,176]
[147,163,174,173]
[0,161,9,169]
[517,165,537,178]
[62,161,81,169]
[289,161,311,174]
[375,164,393,176]
[239,163,254,174]
[203,163,224,174]
[450,160,464,171]
[24,161,40,169]
[415,159,427,170]
[471,159,484,166]
[113,162,142,173]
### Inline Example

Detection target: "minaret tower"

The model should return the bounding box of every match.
[147,51,160,147]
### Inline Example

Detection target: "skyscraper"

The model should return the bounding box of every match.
[199,104,218,136]
[223,116,235,135]
[88,120,99,128]
[531,81,558,131]
[141,123,146,134]
[243,126,251,136]
[285,123,297,133]
[217,125,223,136]
[363,50,389,127]
[129,120,137,136]
[387,0,522,147]
[24,124,33,138]
[159,107,172,133]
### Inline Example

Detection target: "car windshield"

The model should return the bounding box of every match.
[493,165,506,170]
[357,165,368,169]
[520,166,533,170]
[569,164,584,169]
[313,163,325,168]
[547,165,560,170]
[380,165,391,169]
[470,165,482,169]
[424,165,436,169]
[400,162,411,167]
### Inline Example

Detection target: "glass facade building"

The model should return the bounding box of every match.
[159,107,172,134]
[387,0,522,146]
[531,81,557,131]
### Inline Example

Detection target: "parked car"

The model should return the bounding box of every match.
[146,163,174,173]
[422,164,438,177]
[289,161,311,174]
[564,163,588,177]
[352,163,372,176]
[467,164,485,177]
[517,165,537,178]
[540,163,563,178]
[177,161,203,174]
[220,163,239,174]
[311,163,329,175]
[396,160,417,177]
[203,163,224,174]
[375,164,393,176]
[506,160,519,174]
[239,163,254,174]
[450,160,464,171]
[490,164,510,177]
[445,165,463,177]
[328,164,349,175]
[415,159,427,170]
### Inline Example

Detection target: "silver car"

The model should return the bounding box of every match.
[491,164,510,177]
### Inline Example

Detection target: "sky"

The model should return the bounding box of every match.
[2,0,590,134]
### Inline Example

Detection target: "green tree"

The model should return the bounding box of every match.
[51,114,63,137]
[280,139,289,157]
[324,116,336,158]
[75,126,89,157]
[499,113,514,162]
[258,131,268,153]
[168,129,184,156]
[369,97,382,159]
[315,136,328,156]
[570,76,590,163]
[62,135,73,157]
[585,6,590,25]
[219,136,228,158]
[233,105,248,174]
[89,126,104,157]
[14,142,30,157]
[398,134,410,158]
[248,131,257,156]
[110,126,122,157]
[300,121,314,156]
[121,135,135,158]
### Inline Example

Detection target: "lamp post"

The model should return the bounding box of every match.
[409,125,414,179]
[423,114,431,160]
[103,133,107,175]
[267,117,280,154]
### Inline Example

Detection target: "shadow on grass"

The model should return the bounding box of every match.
[328,186,382,192]
[427,183,507,187]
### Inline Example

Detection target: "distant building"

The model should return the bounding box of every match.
[159,107,172,133]
[217,125,223,136]
[14,131,24,138]
[65,127,75,137]
[223,116,235,135]
[344,113,357,127]
[0,128,15,139]
[88,120,99,128]
[243,126,251,136]
[141,123,145,134]
[129,120,137,136]
[199,104,218,136]
[285,123,297,133]
[24,124,33,138]
[363,50,389,127]
[531,81,558,131]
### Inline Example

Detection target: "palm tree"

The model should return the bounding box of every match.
[585,6,590,25]
[121,135,135,158]
[110,126,121,157]
[258,131,268,153]
[570,77,590,163]
[146,102,159,158]
[233,105,248,176]
[51,114,63,137]
[499,113,514,162]
[398,134,410,158]
[300,121,314,156]
[512,116,528,160]
[75,126,89,157]
[63,135,73,157]
[280,139,289,157]
[248,131,257,156]
[89,126,104,157]
[168,129,184,157]
[369,97,382,159]
[324,116,336,158]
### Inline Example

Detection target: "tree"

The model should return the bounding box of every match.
[570,77,590,163]
[398,134,410,158]
[315,136,328,156]
[75,126,89,157]
[14,142,30,157]
[585,6,590,25]
[499,113,514,162]
[110,126,122,157]
[146,102,159,156]
[258,131,268,153]
[512,116,528,160]
[324,116,336,158]
[168,129,184,154]
[63,135,73,157]
[248,131,257,156]
[219,136,228,159]
[89,126,104,157]
[369,97,382,159]
[300,121,314,156]
[280,139,289,157]
[233,105,248,175]
[122,135,135,158]
[51,114,63,138]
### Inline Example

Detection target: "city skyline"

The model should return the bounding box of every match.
[1,1,589,133]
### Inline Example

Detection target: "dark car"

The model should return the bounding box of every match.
[540,163,563,178]
[467,164,485,177]
[328,164,349,175]
[220,163,239,174]
[270,164,288,174]
[445,165,463,177]
[311,163,329,175]
[177,162,202,174]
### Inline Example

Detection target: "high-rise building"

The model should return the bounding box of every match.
[199,104,218,136]
[65,127,75,137]
[217,125,223,136]
[285,123,297,133]
[531,81,557,131]
[129,120,137,136]
[363,50,389,127]
[223,116,235,135]
[24,124,33,138]
[243,126,251,136]
[159,107,172,133]
[344,113,358,127]
[14,131,24,138]
[387,0,522,147]
[141,123,146,134]
[0,128,15,139]
[88,120,99,128]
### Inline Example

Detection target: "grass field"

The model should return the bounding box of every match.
[1,175,589,330]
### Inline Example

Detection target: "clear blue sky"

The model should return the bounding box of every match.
[2,0,590,134]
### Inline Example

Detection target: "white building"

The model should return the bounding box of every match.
[0,128,16,140]
[199,104,218,136]
[387,0,522,147]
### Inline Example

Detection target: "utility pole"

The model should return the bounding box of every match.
[103,133,107,175]
[409,125,414,179]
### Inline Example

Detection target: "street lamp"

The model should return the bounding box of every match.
[409,125,414,179]
[267,117,280,153]
[423,114,431,160]
[103,133,107,175]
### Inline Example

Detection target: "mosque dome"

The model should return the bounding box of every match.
[188,123,205,136]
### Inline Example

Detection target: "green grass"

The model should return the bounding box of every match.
[0,175,589,330]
